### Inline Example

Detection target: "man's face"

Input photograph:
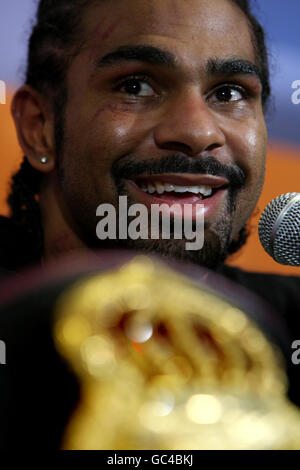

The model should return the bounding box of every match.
[56,0,267,267]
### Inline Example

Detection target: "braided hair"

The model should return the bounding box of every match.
[7,0,270,263]
[7,0,94,263]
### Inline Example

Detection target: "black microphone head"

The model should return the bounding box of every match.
[258,193,300,266]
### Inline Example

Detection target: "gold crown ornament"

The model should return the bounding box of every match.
[54,255,300,450]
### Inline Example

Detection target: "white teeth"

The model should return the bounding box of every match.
[165,184,175,192]
[199,185,213,197]
[155,182,165,194]
[173,186,188,193]
[183,186,201,195]
[148,184,156,194]
[142,182,213,196]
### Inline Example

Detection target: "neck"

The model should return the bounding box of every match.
[39,172,89,264]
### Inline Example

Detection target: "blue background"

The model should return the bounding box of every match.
[0,0,299,145]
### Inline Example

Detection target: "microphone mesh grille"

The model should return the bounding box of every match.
[258,193,300,266]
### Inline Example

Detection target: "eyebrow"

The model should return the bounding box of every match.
[207,57,262,83]
[94,44,262,83]
[95,45,177,69]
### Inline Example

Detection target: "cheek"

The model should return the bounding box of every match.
[63,102,152,195]
[224,117,267,232]
[226,117,267,186]
[85,104,154,163]
[243,127,267,198]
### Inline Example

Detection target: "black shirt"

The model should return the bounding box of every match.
[0,215,300,448]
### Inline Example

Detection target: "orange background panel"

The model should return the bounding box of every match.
[1,91,300,274]
[228,143,300,275]
[0,91,23,213]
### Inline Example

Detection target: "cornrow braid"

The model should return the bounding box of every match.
[7,0,270,264]
[26,0,96,95]
[7,0,94,263]
[7,158,43,263]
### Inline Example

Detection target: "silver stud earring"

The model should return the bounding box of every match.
[40,156,48,164]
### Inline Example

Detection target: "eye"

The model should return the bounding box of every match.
[211,85,246,103]
[116,77,155,97]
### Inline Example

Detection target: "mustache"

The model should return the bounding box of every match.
[112,154,246,189]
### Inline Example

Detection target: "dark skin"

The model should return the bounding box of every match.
[11,0,267,267]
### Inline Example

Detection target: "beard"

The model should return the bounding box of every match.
[94,180,234,269]
[103,224,232,269]
[103,154,244,269]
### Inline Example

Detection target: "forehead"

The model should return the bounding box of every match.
[81,0,255,66]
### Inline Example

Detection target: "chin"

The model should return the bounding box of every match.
[97,233,230,270]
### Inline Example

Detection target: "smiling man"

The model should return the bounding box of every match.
[2,0,300,450]
[3,0,268,271]
[0,0,299,313]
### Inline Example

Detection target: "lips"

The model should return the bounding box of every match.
[133,173,229,189]
[125,173,229,221]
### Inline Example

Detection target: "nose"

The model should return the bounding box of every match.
[153,89,226,156]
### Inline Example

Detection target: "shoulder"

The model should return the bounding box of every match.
[220,266,300,409]
[0,216,38,277]
[0,216,18,272]
[221,264,300,322]
[221,263,300,286]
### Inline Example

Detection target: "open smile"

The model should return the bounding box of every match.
[126,174,229,221]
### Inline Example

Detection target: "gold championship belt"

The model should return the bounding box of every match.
[53,254,300,450]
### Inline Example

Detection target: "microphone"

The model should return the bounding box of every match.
[258,193,300,266]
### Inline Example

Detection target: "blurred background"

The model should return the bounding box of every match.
[0,0,299,274]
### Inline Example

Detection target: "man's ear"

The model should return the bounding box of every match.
[11,85,56,173]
